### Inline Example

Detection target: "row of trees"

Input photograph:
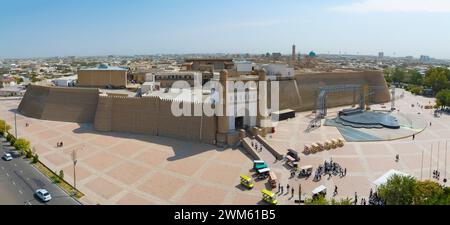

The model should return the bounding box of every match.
[384,67,450,93]
[435,89,450,108]
[1,119,39,163]
[378,175,450,205]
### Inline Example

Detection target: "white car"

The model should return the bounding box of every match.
[2,153,13,161]
[35,189,52,202]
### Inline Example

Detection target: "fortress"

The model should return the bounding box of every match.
[18,70,390,146]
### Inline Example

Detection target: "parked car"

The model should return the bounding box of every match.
[35,189,52,202]
[6,150,22,158]
[2,153,13,161]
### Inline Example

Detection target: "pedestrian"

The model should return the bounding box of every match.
[281,186,284,194]
[278,183,281,192]
[412,134,415,140]
[344,168,347,176]
[291,188,294,198]
[354,192,358,205]
[287,184,290,193]
[430,122,432,126]
[334,185,338,196]
[251,141,254,148]
[369,189,373,199]
[395,154,399,162]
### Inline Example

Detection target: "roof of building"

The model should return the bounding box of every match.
[79,64,128,71]
[185,58,233,62]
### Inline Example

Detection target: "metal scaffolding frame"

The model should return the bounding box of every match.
[316,85,361,119]
[315,85,387,119]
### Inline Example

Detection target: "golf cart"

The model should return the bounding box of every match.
[298,165,313,178]
[312,185,327,200]
[240,174,254,190]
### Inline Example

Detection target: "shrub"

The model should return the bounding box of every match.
[32,154,39,164]
[6,133,15,143]
[14,138,30,152]
[26,150,33,159]
[52,170,61,183]
[59,170,64,180]
[0,120,11,133]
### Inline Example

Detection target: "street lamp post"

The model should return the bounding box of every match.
[72,148,78,192]
[438,142,440,177]
[421,150,424,181]
[14,112,17,138]
[445,140,448,185]
[430,144,433,179]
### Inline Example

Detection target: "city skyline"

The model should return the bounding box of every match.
[1,0,450,59]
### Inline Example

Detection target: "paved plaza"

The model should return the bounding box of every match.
[0,99,257,205]
[268,89,450,204]
[1,89,449,205]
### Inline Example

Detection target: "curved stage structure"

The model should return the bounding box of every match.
[336,109,400,129]
[325,109,427,142]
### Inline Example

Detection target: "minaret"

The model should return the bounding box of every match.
[292,44,296,61]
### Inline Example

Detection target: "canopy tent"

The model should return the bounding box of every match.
[312,185,327,195]
[372,169,410,187]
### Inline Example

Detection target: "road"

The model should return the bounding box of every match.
[0,136,80,205]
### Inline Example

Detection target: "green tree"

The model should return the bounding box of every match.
[0,119,12,134]
[13,76,24,84]
[410,86,424,95]
[391,68,406,83]
[378,174,416,205]
[424,67,450,93]
[304,195,329,205]
[408,70,424,86]
[59,170,64,180]
[432,187,450,205]
[435,89,450,108]
[13,138,31,152]
[331,198,354,205]
[413,180,444,205]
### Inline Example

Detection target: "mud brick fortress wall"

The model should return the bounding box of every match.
[18,85,99,123]
[17,71,389,144]
[94,96,217,144]
[294,71,390,111]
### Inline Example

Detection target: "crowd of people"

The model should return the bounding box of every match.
[313,159,346,182]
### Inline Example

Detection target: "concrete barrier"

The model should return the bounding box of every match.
[255,135,284,160]
[242,137,262,160]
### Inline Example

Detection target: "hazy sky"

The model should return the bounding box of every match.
[1,0,450,59]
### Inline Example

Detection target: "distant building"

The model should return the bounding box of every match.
[52,76,77,87]
[0,76,17,88]
[152,71,205,88]
[184,58,234,71]
[378,52,384,58]
[420,55,431,62]
[272,53,282,60]
[234,61,253,74]
[77,64,129,88]
[255,63,294,78]
[0,86,25,97]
